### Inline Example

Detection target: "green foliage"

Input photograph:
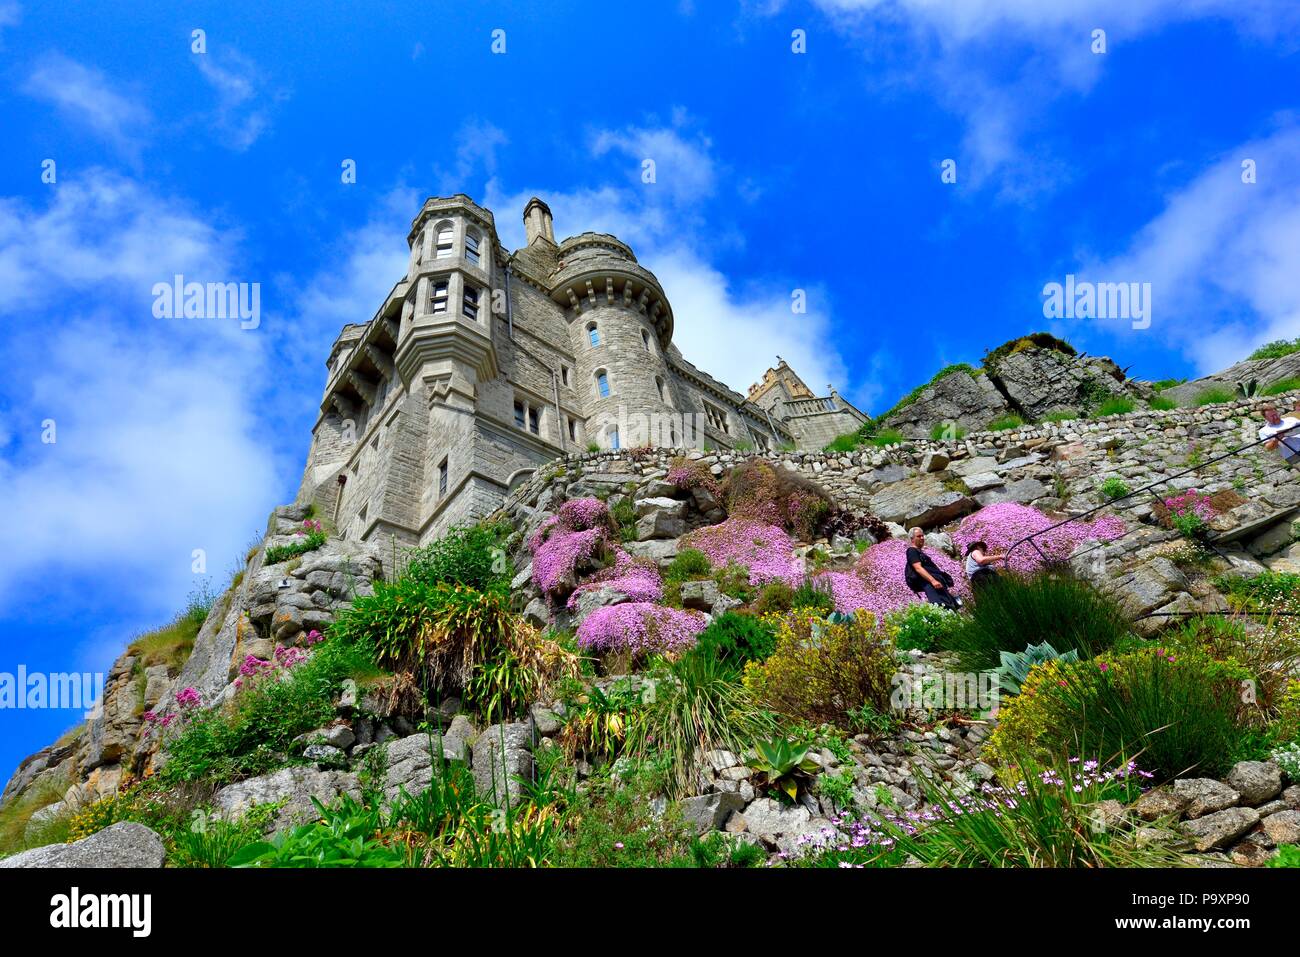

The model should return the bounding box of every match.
[1098,476,1131,500]
[1194,386,1235,406]
[556,767,696,867]
[930,422,968,441]
[0,774,72,858]
[628,651,776,798]
[824,433,859,453]
[752,580,795,615]
[160,638,378,786]
[558,680,647,763]
[170,804,281,868]
[866,428,906,447]
[874,755,1184,868]
[229,796,405,867]
[1213,571,1300,611]
[983,333,1077,369]
[1269,844,1300,868]
[586,442,601,452]
[995,642,1080,695]
[884,601,960,652]
[1149,396,1177,411]
[868,363,981,430]
[1272,742,1300,780]
[713,561,755,603]
[742,611,894,729]
[664,548,711,583]
[264,531,327,565]
[688,612,778,672]
[1250,338,1300,361]
[942,573,1130,671]
[1094,396,1135,417]
[400,522,510,592]
[1151,378,1185,392]
[987,414,1024,432]
[790,580,836,616]
[748,737,821,803]
[610,497,638,542]
[1043,409,1079,423]
[1262,376,1300,397]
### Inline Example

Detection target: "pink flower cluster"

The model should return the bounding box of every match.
[850,539,970,618]
[812,571,877,616]
[530,498,615,598]
[566,550,664,610]
[576,602,708,656]
[680,518,804,587]
[144,686,202,730]
[952,503,1125,574]
[298,519,323,536]
[1164,490,1215,521]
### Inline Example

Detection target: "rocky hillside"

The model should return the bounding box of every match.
[4,366,1300,869]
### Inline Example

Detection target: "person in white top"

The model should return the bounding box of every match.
[1259,404,1300,464]
[963,540,1005,590]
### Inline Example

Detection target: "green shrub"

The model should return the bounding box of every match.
[742,611,894,729]
[943,573,1130,671]
[400,522,510,591]
[330,582,576,721]
[688,612,778,671]
[1093,397,1135,417]
[824,433,859,453]
[884,602,960,652]
[722,459,835,538]
[1151,378,1184,392]
[988,646,1252,779]
[160,638,379,786]
[1194,387,1235,406]
[264,529,327,565]
[930,422,967,441]
[229,796,406,868]
[987,414,1024,432]
[752,580,795,615]
[1043,409,1079,423]
[664,548,711,583]
[1250,338,1300,361]
[1098,477,1130,500]
[1149,396,1177,411]
[866,428,906,447]
[556,766,696,867]
[1213,570,1300,611]
[790,581,836,616]
[994,641,1079,695]
[1270,845,1300,868]
[628,652,776,798]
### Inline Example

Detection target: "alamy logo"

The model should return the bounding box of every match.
[1042,274,1151,330]
[0,666,104,718]
[49,887,152,937]
[152,274,261,329]
[617,405,708,449]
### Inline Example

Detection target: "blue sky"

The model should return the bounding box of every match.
[1,0,1298,779]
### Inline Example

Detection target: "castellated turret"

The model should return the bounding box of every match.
[295,195,868,547]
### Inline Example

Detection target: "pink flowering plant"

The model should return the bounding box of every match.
[576,602,708,659]
[567,550,664,610]
[1163,489,1215,540]
[530,498,617,599]
[681,518,804,587]
[952,502,1124,574]
[849,539,969,618]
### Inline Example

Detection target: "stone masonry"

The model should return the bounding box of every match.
[296,195,868,550]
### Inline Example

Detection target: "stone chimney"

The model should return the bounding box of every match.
[523,197,555,245]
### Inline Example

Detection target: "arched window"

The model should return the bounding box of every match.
[609,427,620,450]
[655,376,665,401]
[587,322,600,346]
[595,370,610,398]
[435,223,454,259]
[465,229,481,265]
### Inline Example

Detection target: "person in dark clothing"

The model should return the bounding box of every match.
[904,527,961,612]
[964,539,1005,590]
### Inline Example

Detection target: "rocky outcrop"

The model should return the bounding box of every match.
[881,369,1010,439]
[1163,351,1300,408]
[0,822,166,868]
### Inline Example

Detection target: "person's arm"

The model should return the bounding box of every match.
[911,558,944,589]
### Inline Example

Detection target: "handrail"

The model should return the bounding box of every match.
[1001,419,1300,569]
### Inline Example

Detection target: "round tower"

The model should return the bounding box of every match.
[549,232,679,449]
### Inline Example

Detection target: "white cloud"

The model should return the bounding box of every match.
[1086,124,1300,372]
[0,170,276,616]
[21,54,150,157]
[193,47,281,150]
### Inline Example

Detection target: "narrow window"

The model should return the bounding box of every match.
[587,322,600,346]
[438,458,448,497]
[514,400,526,429]
[462,285,480,320]
[641,329,651,350]
[655,376,665,401]
[465,230,481,265]
[561,365,570,387]
[596,371,610,398]
[609,428,620,450]
[428,280,448,313]
[568,418,577,442]
[435,226,454,259]
[528,406,540,435]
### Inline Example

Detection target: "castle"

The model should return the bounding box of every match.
[296,195,868,546]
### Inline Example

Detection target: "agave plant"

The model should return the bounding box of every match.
[996,641,1080,695]
[1236,378,1260,399]
[748,737,821,802]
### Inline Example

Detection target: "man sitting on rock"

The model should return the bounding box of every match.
[905,527,961,611]
[1259,404,1300,465]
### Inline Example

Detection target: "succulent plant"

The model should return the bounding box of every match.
[996,641,1080,695]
